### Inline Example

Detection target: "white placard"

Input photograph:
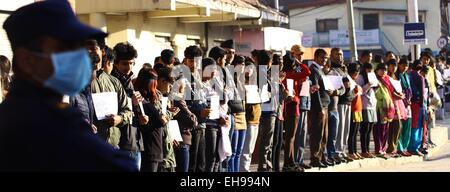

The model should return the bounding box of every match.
[348,75,357,90]
[390,77,403,93]
[287,79,294,96]
[168,120,183,142]
[161,97,168,114]
[322,75,335,91]
[92,92,118,120]
[139,102,145,115]
[443,69,450,79]
[208,95,220,119]
[367,72,379,87]
[260,84,271,103]
[327,75,343,90]
[299,80,310,96]
[245,85,262,104]
[62,95,70,104]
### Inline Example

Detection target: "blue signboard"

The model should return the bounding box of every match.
[404,23,427,44]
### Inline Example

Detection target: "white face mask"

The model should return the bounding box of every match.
[32,48,92,96]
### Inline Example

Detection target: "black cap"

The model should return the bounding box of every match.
[220,39,234,49]
[3,0,108,48]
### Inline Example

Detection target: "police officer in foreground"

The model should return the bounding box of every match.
[0,0,137,171]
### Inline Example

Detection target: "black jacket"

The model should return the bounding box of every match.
[69,86,94,124]
[309,62,331,111]
[111,68,144,152]
[0,79,137,171]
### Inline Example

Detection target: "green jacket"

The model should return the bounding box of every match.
[154,90,176,169]
[91,71,132,148]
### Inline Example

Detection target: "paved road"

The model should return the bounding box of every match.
[349,117,450,172]
[349,141,450,172]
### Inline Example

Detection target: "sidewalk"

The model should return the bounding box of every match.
[249,115,450,172]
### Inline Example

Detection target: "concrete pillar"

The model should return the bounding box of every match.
[89,13,107,32]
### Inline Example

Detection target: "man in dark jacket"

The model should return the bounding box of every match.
[111,42,145,170]
[0,0,136,171]
[309,49,333,168]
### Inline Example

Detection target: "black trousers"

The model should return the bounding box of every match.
[348,122,360,154]
[309,108,328,163]
[360,122,374,153]
[189,128,206,172]
[205,126,221,172]
[272,118,283,172]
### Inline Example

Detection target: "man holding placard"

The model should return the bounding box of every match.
[90,39,133,151]
[325,48,347,165]
[308,49,333,168]
[111,42,145,170]
[281,45,312,171]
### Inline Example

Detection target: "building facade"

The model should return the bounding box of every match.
[74,0,288,74]
[289,0,442,57]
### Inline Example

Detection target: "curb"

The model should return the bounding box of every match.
[304,126,448,172]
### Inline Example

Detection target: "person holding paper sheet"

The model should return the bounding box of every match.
[207,47,231,172]
[257,50,278,172]
[171,79,198,172]
[407,61,429,156]
[325,48,348,165]
[111,42,145,170]
[0,0,137,171]
[220,40,246,173]
[227,55,247,172]
[88,39,133,150]
[396,59,413,156]
[374,64,395,159]
[272,54,287,172]
[347,63,363,160]
[308,49,333,168]
[357,62,378,159]
[183,46,209,172]
[385,59,407,157]
[134,68,163,172]
[281,46,311,171]
[240,52,261,172]
[421,52,438,148]
[289,46,316,170]
[156,67,180,172]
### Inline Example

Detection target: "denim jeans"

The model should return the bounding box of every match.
[228,129,246,172]
[272,118,283,172]
[205,126,220,172]
[326,110,339,158]
[294,111,308,165]
[175,143,190,172]
[125,151,141,171]
[189,128,205,172]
